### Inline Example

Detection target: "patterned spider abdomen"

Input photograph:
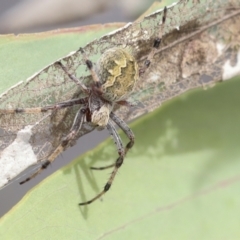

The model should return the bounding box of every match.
[97,48,138,102]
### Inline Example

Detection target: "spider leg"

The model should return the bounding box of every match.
[79,47,101,88]
[56,61,90,93]
[91,112,134,170]
[139,6,167,75]
[79,119,125,205]
[0,97,88,114]
[110,111,134,155]
[19,107,87,184]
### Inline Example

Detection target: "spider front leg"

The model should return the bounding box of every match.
[19,107,87,184]
[79,119,127,205]
[56,61,90,93]
[139,6,167,75]
[79,47,101,88]
[91,112,134,170]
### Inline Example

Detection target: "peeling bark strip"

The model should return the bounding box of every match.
[0,0,240,187]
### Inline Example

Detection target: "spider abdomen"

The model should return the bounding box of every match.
[98,48,138,102]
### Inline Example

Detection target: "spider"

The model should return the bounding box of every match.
[3,7,167,205]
